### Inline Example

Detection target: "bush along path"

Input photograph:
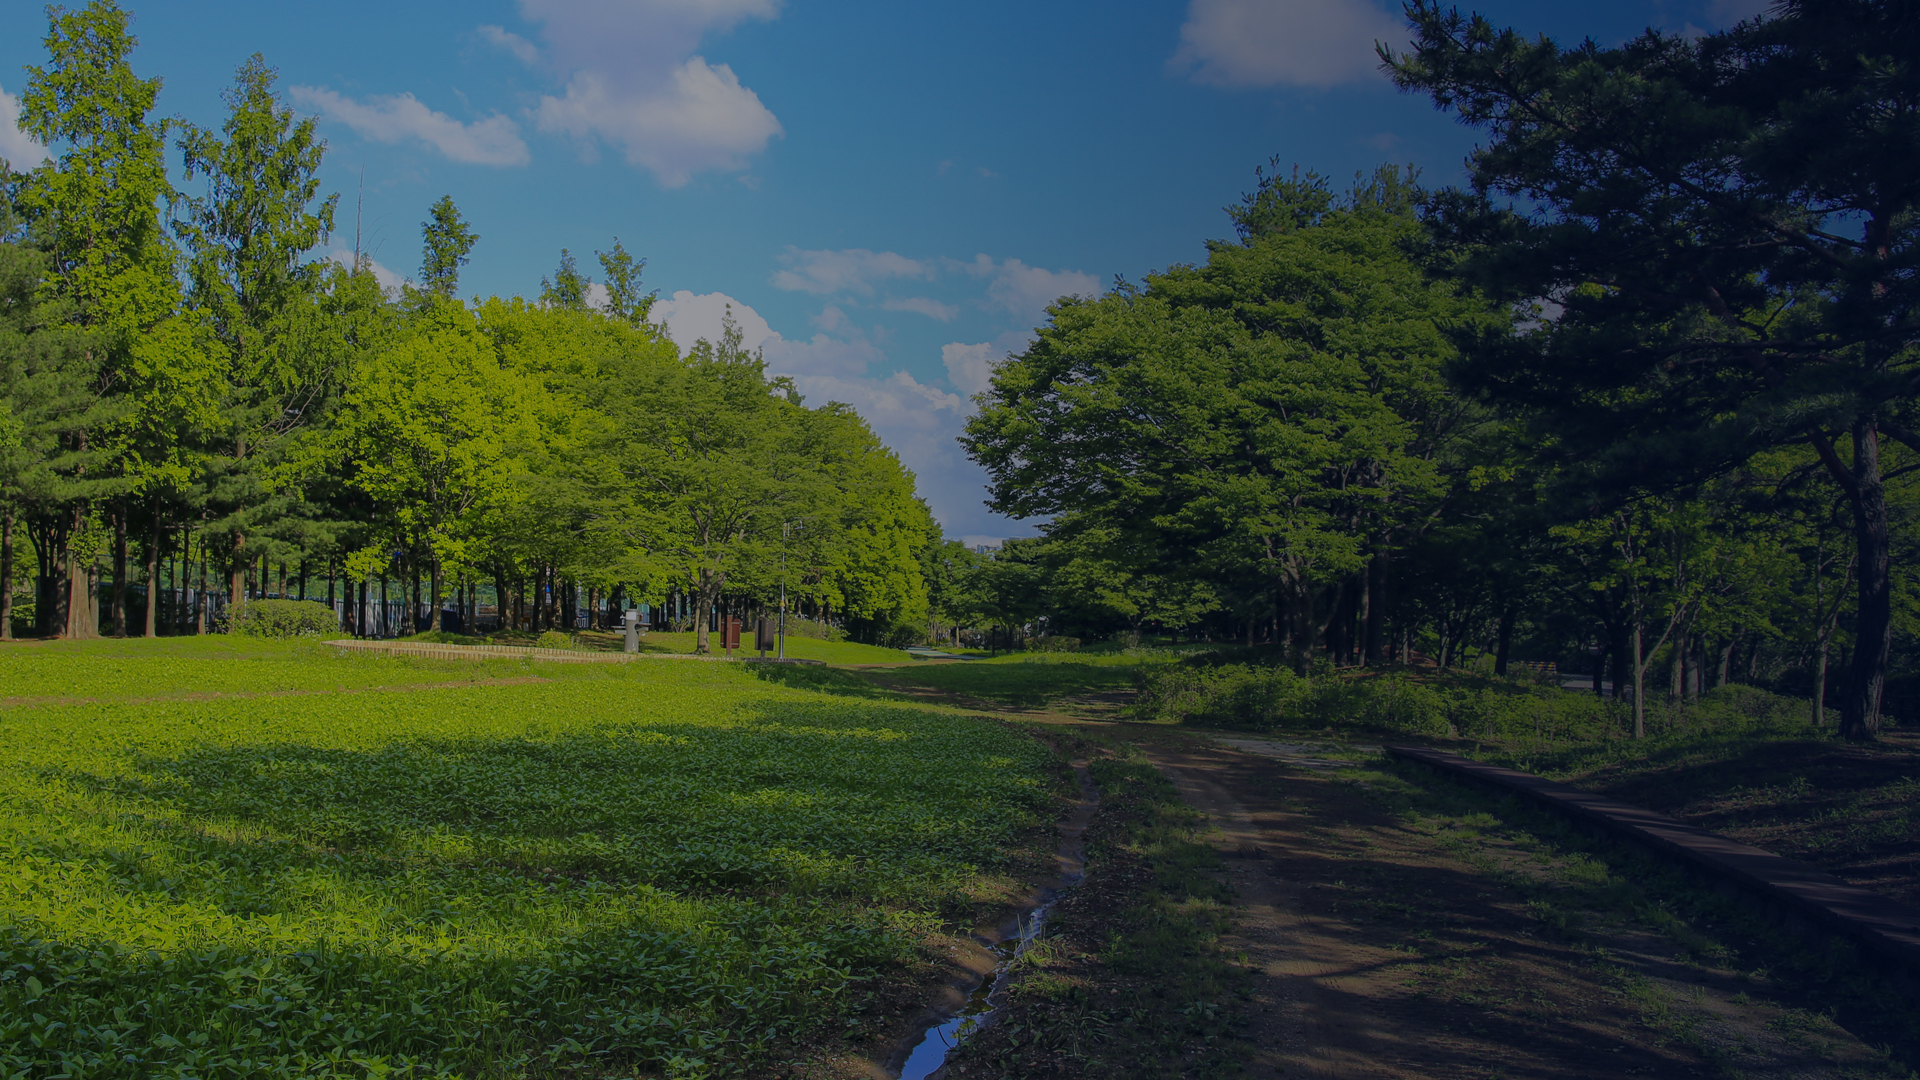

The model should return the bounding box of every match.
[896,711,1916,1077]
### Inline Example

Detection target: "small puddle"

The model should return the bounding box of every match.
[889,760,1098,1080]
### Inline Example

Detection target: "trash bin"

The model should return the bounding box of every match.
[624,608,641,653]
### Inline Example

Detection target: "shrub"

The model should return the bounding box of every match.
[1132,659,1628,741]
[227,599,339,638]
[1130,663,1307,729]
[781,617,845,642]
[534,630,575,650]
[1031,636,1082,653]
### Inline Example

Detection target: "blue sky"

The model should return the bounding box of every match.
[0,0,1766,544]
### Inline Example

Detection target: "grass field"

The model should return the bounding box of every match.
[0,638,1060,1078]
[859,654,1151,709]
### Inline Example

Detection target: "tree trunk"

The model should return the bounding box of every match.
[64,504,97,640]
[1494,606,1513,675]
[1670,634,1684,701]
[1686,636,1703,700]
[228,532,246,616]
[1365,536,1389,665]
[0,510,12,641]
[1842,420,1890,740]
[695,573,717,654]
[429,557,443,632]
[144,509,160,637]
[1812,640,1830,726]
[1631,622,1646,739]
[110,503,127,637]
[195,540,207,634]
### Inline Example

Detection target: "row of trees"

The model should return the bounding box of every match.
[956,0,1920,739]
[0,2,937,652]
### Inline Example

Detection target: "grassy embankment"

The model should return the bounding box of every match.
[0,637,1064,1078]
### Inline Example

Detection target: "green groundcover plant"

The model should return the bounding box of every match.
[0,642,1058,1078]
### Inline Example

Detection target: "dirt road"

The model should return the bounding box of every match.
[1147,737,1896,1079]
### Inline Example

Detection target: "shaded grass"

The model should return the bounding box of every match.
[1486,730,1920,906]
[939,733,1252,1079]
[860,656,1150,710]
[0,642,1061,1078]
[1357,754,1920,1077]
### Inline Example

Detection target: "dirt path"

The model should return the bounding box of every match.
[1144,738,1894,1079]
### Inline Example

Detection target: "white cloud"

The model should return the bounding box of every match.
[0,85,49,172]
[763,333,885,379]
[478,24,542,66]
[1169,0,1402,89]
[290,86,530,166]
[941,342,999,397]
[772,248,934,295]
[514,0,784,186]
[883,297,960,321]
[768,248,1097,328]
[971,257,1102,325]
[653,289,778,352]
[325,250,407,294]
[533,60,780,186]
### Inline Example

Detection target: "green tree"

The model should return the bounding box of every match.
[596,238,654,325]
[598,313,821,653]
[540,249,589,310]
[17,0,186,638]
[175,53,338,612]
[329,311,539,632]
[1390,0,1920,737]
[965,165,1499,667]
[418,195,476,301]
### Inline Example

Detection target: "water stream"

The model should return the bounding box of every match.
[889,762,1098,1080]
